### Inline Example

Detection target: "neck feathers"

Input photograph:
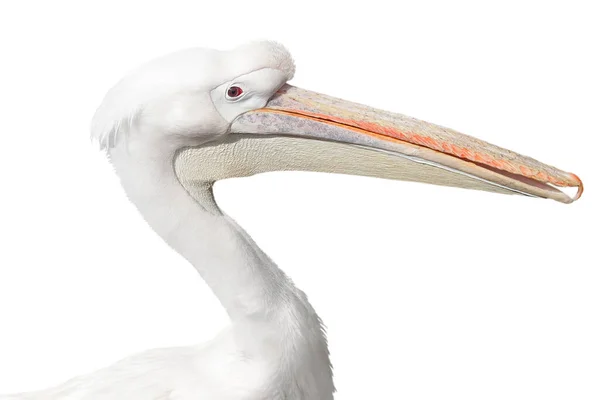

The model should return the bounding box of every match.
[106,136,333,397]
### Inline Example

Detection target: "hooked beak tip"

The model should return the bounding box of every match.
[569,173,584,201]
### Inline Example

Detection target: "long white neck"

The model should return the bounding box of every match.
[107,135,333,396]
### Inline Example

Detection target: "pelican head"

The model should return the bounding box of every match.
[92,41,582,205]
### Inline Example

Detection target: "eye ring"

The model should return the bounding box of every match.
[226,86,243,99]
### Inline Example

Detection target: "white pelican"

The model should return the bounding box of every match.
[0,41,583,400]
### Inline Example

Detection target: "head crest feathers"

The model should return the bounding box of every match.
[90,41,295,149]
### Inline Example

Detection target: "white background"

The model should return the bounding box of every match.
[0,1,598,399]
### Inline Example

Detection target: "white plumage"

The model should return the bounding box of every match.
[4,41,332,400]
[91,41,294,149]
[1,40,582,400]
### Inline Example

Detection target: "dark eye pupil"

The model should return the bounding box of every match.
[228,86,242,98]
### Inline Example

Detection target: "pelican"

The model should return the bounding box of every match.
[1,41,583,400]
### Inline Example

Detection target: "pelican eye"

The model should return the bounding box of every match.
[227,86,243,99]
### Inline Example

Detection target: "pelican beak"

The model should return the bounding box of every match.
[227,84,583,203]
